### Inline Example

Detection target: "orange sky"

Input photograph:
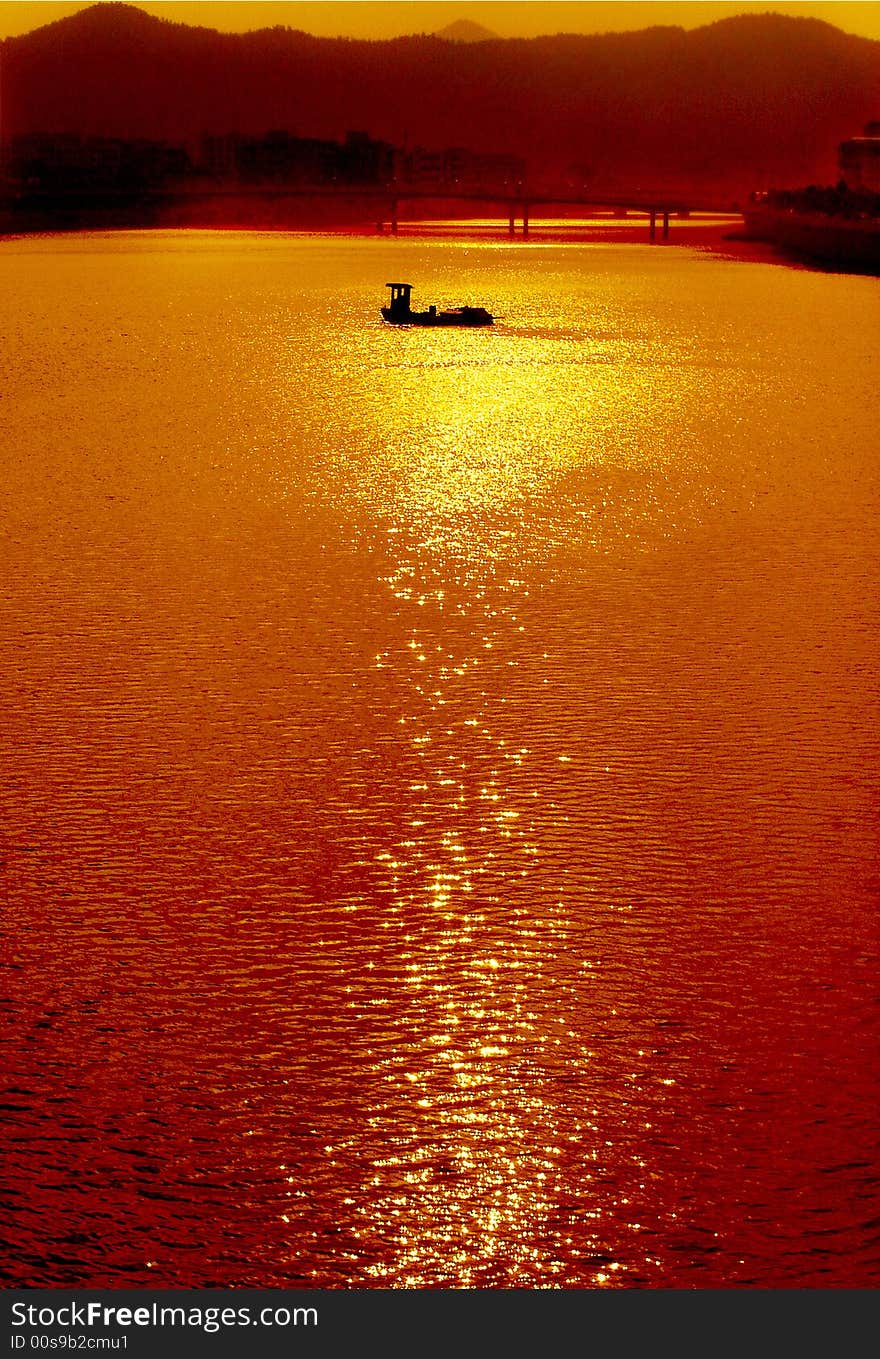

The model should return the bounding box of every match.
[0,1,878,41]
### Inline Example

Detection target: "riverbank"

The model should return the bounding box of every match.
[0,205,746,249]
[737,207,880,275]
[0,212,809,281]
[4,203,853,275]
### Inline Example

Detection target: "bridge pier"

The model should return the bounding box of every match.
[662,209,669,241]
[391,197,398,236]
[507,201,531,237]
[650,209,656,241]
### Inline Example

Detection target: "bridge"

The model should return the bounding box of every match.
[375,188,691,238]
[159,184,692,239]
[3,182,696,240]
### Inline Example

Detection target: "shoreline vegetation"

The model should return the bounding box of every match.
[736,185,880,274]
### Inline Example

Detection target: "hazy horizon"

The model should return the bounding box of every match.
[1,1,879,42]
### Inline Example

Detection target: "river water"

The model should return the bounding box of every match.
[1,230,878,1288]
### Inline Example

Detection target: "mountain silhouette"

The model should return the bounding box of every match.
[2,4,877,192]
[435,20,499,44]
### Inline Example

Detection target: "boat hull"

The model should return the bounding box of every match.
[381,307,493,327]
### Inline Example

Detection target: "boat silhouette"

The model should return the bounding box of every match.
[381,282,493,327]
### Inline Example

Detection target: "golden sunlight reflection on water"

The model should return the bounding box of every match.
[1,233,878,1288]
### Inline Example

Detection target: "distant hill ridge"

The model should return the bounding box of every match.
[2,3,878,193]
[435,20,499,43]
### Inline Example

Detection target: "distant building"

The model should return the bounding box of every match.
[200,133,243,178]
[838,122,880,193]
[340,131,395,185]
[7,127,525,198]
[401,146,446,186]
[399,144,524,191]
[9,134,190,188]
[444,147,524,190]
[237,130,336,183]
[199,129,394,186]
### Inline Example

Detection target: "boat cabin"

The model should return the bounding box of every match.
[385,283,413,319]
